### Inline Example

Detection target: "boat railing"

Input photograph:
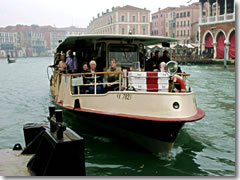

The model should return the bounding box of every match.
[64,71,124,95]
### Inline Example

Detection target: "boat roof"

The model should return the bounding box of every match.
[57,34,180,51]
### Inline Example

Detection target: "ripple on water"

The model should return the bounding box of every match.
[0,60,235,176]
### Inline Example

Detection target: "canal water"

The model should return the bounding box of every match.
[0,57,235,176]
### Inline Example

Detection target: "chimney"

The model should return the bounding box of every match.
[112,7,114,11]
[158,8,161,11]
[98,13,100,18]
[106,9,109,13]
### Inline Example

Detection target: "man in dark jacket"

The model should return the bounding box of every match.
[159,50,170,64]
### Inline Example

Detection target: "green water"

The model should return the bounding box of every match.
[0,57,235,176]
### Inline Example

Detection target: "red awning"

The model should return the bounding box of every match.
[217,32,225,58]
[205,33,213,48]
[229,31,235,59]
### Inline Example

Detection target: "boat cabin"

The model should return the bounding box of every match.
[52,34,186,95]
[55,34,178,71]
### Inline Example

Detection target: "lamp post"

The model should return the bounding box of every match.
[224,40,227,68]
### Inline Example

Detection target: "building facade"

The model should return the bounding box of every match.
[0,31,18,57]
[151,7,176,36]
[151,3,200,45]
[165,9,177,38]
[175,3,200,44]
[198,0,235,59]
[87,5,151,35]
[0,25,87,58]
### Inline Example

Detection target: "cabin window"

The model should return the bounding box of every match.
[108,44,138,67]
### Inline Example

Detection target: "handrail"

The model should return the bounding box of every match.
[67,71,124,95]
[175,73,190,76]
[65,71,123,76]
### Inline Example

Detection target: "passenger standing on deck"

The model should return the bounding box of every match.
[152,50,161,72]
[57,53,67,72]
[66,50,78,73]
[53,53,61,67]
[105,58,121,92]
[158,50,170,72]
[145,52,155,71]
[86,60,102,94]
[159,50,170,64]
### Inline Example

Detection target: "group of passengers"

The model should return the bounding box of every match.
[53,49,180,94]
[81,59,121,94]
[53,49,120,94]
[145,50,182,73]
[145,50,171,72]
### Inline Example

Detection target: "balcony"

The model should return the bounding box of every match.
[199,13,235,25]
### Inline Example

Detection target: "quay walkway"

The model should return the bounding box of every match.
[172,55,235,65]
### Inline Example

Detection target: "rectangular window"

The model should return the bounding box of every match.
[188,20,190,26]
[187,11,190,17]
[188,30,190,35]
[184,21,186,26]
[177,31,179,37]
[184,30,185,36]
[181,21,182,26]
[143,16,146,22]
[132,16,135,22]
[122,28,124,34]
[180,12,182,17]
[108,44,138,66]
[177,22,179,27]
[143,28,145,35]
[181,30,182,36]
[177,13,179,18]
[173,22,175,27]
[121,16,124,22]
[184,12,186,17]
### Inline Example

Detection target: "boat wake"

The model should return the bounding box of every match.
[154,146,183,161]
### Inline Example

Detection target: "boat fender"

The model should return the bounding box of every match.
[173,75,186,93]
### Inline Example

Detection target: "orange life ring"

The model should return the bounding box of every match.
[172,75,186,93]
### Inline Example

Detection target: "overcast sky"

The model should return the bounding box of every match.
[1,0,199,28]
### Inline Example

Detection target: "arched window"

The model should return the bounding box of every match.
[229,31,235,59]
[205,33,213,48]
[216,32,225,58]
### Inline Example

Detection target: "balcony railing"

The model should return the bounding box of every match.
[217,15,224,21]
[200,13,235,25]
[226,13,234,20]
[209,16,216,22]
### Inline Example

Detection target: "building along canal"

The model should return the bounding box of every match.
[0,57,235,176]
